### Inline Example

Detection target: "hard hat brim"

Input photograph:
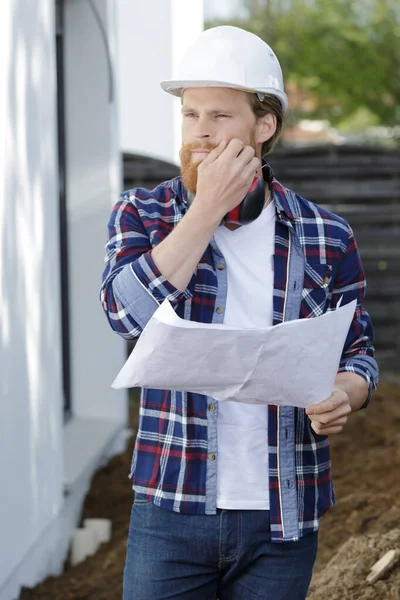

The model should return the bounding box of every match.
[160,80,288,113]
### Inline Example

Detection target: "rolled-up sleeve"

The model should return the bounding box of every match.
[333,224,379,408]
[100,191,194,340]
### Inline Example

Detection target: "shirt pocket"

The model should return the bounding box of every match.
[301,261,333,316]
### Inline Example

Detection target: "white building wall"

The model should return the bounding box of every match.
[63,0,127,423]
[0,1,202,598]
[0,0,64,593]
[116,0,204,165]
[0,1,127,598]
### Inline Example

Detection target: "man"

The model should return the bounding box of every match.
[101,26,379,600]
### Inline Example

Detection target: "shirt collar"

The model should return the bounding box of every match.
[261,159,296,225]
[271,180,297,225]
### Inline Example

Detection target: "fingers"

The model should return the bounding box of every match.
[311,415,348,435]
[306,398,338,416]
[242,156,261,182]
[307,402,351,427]
[227,142,260,185]
[201,139,258,172]
[237,144,256,162]
[218,139,256,166]
[306,390,348,416]
[307,390,351,435]
[200,140,227,166]
[306,388,351,436]
[223,138,247,159]
[200,138,245,167]
[311,421,346,435]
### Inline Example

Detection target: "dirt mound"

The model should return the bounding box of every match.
[312,379,400,576]
[19,380,400,599]
[308,529,400,600]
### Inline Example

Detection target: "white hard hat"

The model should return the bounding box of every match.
[161,26,288,112]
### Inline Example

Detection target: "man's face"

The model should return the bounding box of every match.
[180,87,259,194]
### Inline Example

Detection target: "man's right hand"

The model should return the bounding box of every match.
[193,139,261,221]
[152,139,260,292]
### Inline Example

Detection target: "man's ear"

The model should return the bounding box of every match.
[255,113,277,144]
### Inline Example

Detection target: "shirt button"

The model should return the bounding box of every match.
[216,306,223,314]
[217,263,225,270]
[209,404,216,412]
[208,453,216,461]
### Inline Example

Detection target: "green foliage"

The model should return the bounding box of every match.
[337,107,381,132]
[206,0,400,128]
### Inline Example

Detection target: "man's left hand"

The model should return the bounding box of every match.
[305,388,352,435]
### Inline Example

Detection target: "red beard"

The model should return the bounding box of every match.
[180,135,258,195]
[180,142,217,194]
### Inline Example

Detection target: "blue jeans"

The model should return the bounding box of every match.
[123,495,318,600]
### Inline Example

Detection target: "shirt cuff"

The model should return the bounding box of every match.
[113,263,159,331]
[337,354,379,409]
[131,250,194,305]
[113,250,194,330]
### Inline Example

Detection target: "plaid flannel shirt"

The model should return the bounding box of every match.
[100,175,379,542]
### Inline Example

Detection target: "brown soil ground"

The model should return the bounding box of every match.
[19,379,400,600]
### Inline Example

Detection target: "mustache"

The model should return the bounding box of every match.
[184,142,218,152]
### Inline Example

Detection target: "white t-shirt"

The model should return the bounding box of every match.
[213,201,275,510]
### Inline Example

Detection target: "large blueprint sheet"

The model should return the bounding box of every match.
[112,298,356,408]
